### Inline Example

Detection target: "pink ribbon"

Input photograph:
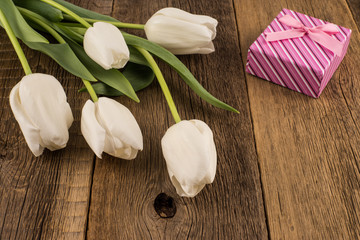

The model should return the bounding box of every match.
[265,15,343,56]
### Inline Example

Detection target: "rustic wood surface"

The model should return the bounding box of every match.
[0,0,359,239]
[235,0,360,239]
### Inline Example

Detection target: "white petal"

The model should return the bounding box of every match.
[95,97,143,160]
[167,42,215,55]
[161,120,217,197]
[144,8,218,55]
[84,22,129,70]
[103,134,140,160]
[145,15,213,50]
[190,120,217,182]
[154,7,218,37]
[9,82,44,156]
[81,100,106,158]
[18,74,73,152]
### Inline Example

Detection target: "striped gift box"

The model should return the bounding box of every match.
[246,8,351,98]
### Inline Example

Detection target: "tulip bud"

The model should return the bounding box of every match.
[81,97,143,159]
[9,73,74,156]
[83,22,130,70]
[161,120,217,197]
[144,8,218,55]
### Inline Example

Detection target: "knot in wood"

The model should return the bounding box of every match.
[154,193,176,218]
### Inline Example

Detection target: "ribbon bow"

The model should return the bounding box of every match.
[265,15,343,56]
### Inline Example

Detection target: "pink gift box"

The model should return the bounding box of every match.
[246,8,351,98]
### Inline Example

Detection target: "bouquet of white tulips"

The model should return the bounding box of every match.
[0,0,238,197]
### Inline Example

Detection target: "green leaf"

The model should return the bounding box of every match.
[54,23,84,43]
[123,33,239,113]
[52,0,116,21]
[66,39,139,102]
[0,0,47,43]
[123,63,154,91]
[128,46,150,67]
[80,63,155,96]
[24,41,98,82]
[13,0,63,22]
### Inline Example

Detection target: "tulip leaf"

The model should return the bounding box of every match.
[128,46,150,67]
[122,33,239,113]
[0,0,48,43]
[79,63,155,96]
[55,24,85,43]
[13,0,63,22]
[66,39,140,102]
[23,41,98,82]
[123,63,154,91]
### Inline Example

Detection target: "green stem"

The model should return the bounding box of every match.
[135,46,181,123]
[62,14,145,30]
[0,9,32,75]
[62,26,86,35]
[55,24,84,43]
[40,0,92,28]
[82,79,98,102]
[57,22,83,27]
[18,7,65,44]
[84,18,144,29]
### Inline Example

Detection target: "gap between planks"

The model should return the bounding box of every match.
[231,0,272,239]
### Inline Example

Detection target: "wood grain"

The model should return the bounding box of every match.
[234,0,360,239]
[347,0,360,29]
[0,38,93,240]
[86,0,268,239]
[0,0,108,238]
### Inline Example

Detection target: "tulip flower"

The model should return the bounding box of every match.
[83,22,130,70]
[161,119,217,197]
[9,73,74,156]
[81,97,143,159]
[144,7,218,55]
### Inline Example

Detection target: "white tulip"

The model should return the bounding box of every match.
[83,22,130,70]
[161,120,217,197]
[9,73,73,156]
[81,97,143,159]
[144,7,218,55]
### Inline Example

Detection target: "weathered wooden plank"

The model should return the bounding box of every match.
[346,0,360,30]
[0,0,115,239]
[234,0,360,239]
[0,36,93,240]
[87,0,268,239]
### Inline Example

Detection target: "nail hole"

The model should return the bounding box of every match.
[154,193,176,218]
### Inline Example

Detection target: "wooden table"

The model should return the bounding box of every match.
[1,0,359,239]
